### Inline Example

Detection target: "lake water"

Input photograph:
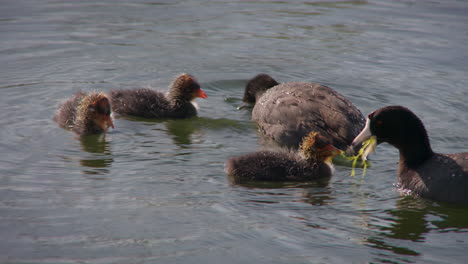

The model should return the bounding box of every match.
[1,0,467,263]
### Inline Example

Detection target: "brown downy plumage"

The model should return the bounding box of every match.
[225,132,342,184]
[53,92,114,135]
[110,73,207,118]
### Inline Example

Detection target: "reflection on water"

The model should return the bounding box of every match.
[115,114,253,148]
[366,196,468,261]
[152,116,254,146]
[300,186,333,206]
[79,134,113,176]
[303,0,368,8]
[165,119,198,146]
[229,177,331,190]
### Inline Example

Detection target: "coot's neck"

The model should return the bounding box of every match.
[395,128,434,169]
[398,144,433,169]
[167,91,191,107]
[243,74,279,103]
[302,152,334,173]
[75,117,104,135]
[254,90,267,102]
[243,87,269,104]
[74,97,104,135]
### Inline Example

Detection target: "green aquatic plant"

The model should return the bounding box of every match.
[342,136,377,176]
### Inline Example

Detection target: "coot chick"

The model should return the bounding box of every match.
[53,91,114,135]
[244,74,364,150]
[226,132,342,184]
[351,106,468,205]
[110,73,207,118]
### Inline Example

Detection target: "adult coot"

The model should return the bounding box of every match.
[351,106,468,205]
[244,74,364,150]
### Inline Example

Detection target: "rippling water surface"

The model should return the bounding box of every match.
[1,1,467,263]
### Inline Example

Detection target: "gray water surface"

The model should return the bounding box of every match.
[1,1,468,263]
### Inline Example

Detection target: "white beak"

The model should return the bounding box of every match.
[351,118,373,147]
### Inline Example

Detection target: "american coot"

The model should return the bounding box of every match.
[225,132,342,184]
[351,106,468,205]
[244,74,365,150]
[110,73,207,118]
[53,91,114,135]
[242,73,279,103]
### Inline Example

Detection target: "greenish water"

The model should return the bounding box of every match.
[1,0,467,263]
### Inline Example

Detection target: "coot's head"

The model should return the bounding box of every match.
[243,73,279,103]
[351,106,432,153]
[77,92,114,132]
[300,132,342,162]
[168,73,207,102]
